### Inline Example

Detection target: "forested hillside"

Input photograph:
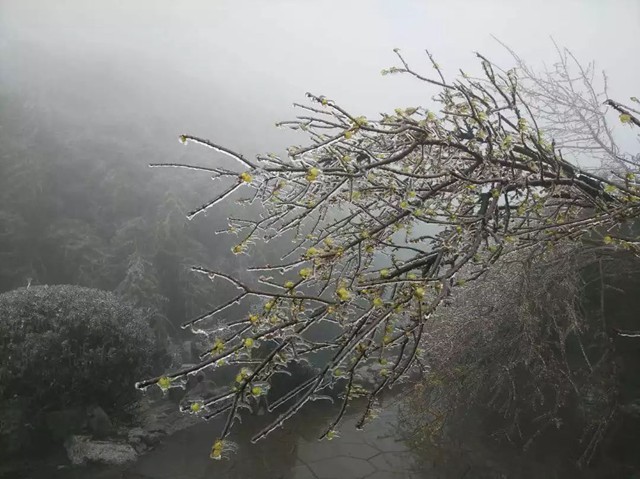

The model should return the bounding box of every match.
[0,44,231,335]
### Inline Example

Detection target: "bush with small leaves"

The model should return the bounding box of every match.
[0,284,165,450]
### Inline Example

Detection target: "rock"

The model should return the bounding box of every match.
[45,408,86,441]
[126,427,147,451]
[128,437,149,454]
[132,440,150,454]
[125,426,164,449]
[141,429,166,447]
[127,427,147,442]
[65,435,137,466]
[87,405,113,439]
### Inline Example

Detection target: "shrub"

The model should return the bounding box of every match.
[398,242,640,469]
[0,285,163,426]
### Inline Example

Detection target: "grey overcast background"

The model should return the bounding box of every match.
[1,0,639,163]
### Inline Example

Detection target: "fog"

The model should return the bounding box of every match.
[1,2,639,478]
[2,0,639,160]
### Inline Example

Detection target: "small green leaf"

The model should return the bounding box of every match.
[211,439,224,460]
[299,268,312,279]
[336,287,351,301]
[305,167,321,182]
[211,337,225,354]
[619,113,632,124]
[157,376,172,390]
[251,386,263,396]
[326,430,339,440]
[517,118,528,131]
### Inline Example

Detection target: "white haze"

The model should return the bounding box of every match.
[1,0,638,166]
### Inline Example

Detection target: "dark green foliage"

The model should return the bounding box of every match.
[0,285,163,413]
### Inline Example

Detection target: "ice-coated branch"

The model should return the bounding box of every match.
[140,47,639,454]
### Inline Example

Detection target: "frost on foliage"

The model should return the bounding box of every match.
[139,49,640,457]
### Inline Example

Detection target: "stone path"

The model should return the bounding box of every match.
[290,408,421,479]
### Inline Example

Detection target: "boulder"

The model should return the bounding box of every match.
[127,428,150,454]
[141,429,166,447]
[127,427,147,443]
[65,435,137,466]
[87,405,113,439]
[45,407,87,442]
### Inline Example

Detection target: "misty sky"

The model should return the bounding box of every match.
[1,0,639,161]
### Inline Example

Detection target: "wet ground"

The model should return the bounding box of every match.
[41,397,423,479]
[11,394,638,479]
